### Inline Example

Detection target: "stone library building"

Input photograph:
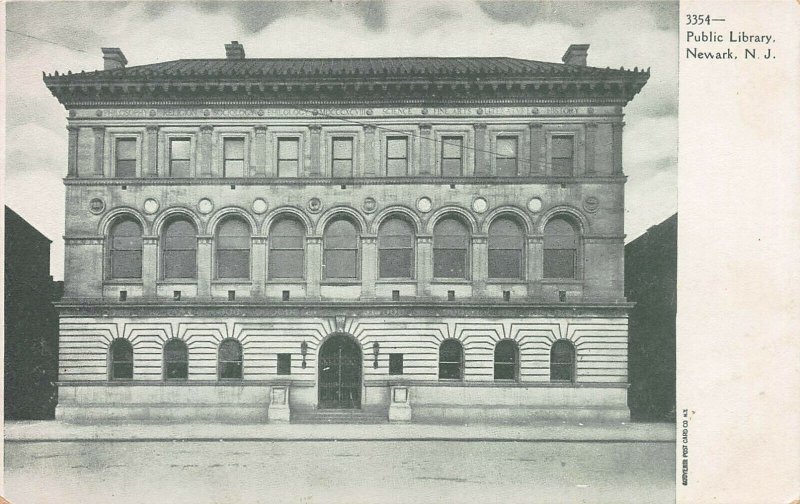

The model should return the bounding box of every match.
[43,42,649,423]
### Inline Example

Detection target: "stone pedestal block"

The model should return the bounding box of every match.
[388,386,412,423]
[268,386,291,423]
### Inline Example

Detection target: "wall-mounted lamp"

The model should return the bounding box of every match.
[300,341,308,369]
[372,341,380,369]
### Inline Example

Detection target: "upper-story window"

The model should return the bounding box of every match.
[495,136,518,176]
[277,138,299,177]
[332,138,354,177]
[268,218,305,280]
[441,136,463,177]
[323,218,360,281]
[169,138,191,177]
[386,137,408,176]
[378,217,415,279]
[110,219,142,279]
[115,138,137,177]
[552,135,574,176]
[223,138,245,177]
[433,217,470,279]
[162,219,197,279]
[216,218,250,279]
[488,218,524,280]
[543,217,578,279]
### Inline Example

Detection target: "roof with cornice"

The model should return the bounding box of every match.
[43,56,650,107]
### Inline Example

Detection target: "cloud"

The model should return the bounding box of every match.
[4,0,677,278]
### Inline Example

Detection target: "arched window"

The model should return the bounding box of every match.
[438,339,464,380]
[109,339,133,380]
[216,218,251,279]
[378,217,415,279]
[110,219,142,279]
[433,217,469,279]
[543,217,578,279]
[488,218,524,279]
[164,339,188,380]
[323,218,360,280]
[218,339,243,380]
[550,340,575,382]
[162,219,197,279]
[494,340,518,380]
[269,218,305,279]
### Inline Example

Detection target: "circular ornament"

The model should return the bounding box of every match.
[252,198,268,215]
[89,198,106,215]
[531,108,540,115]
[583,196,600,214]
[149,109,157,117]
[421,108,428,115]
[471,197,488,214]
[197,198,214,215]
[476,108,484,115]
[416,197,433,213]
[203,109,211,117]
[143,198,160,215]
[307,197,323,214]
[362,197,378,214]
[69,110,77,118]
[257,110,265,116]
[366,109,374,116]
[527,197,543,213]
[95,110,103,117]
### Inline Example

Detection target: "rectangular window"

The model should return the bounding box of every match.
[551,135,574,176]
[441,136,463,176]
[223,138,245,177]
[169,138,191,177]
[277,138,299,177]
[495,136,518,176]
[389,353,404,375]
[386,137,408,176]
[332,138,354,177]
[277,353,291,375]
[115,138,137,177]
[543,249,576,279]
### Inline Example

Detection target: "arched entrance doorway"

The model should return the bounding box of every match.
[318,334,362,409]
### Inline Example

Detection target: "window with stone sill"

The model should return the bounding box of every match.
[543,217,579,279]
[277,138,299,178]
[433,217,470,279]
[386,137,408,176]
[218,339,243,380]
[378,217,415,279]
[441,136,463,176]
[109,338,133,380]
[332,137,354,177]
[268,218,306,280]
[551,135,575,176]
[488,217,524,280]
[115,138,137,178]
[223,138,245,177]
[323,218,360,281]
[550,340,575,382]
[110,219,143,279]
[438,339,463,380]
[169,138,191,177]
[164,339,188,380]
[162,219,197,279]
[495,136,518,176]
[216,217,250,279]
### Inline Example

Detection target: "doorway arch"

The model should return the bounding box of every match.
[318,334,362,409]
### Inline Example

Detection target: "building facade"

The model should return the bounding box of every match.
[44,42,648,423]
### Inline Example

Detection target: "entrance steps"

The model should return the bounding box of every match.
[291,408,389,424]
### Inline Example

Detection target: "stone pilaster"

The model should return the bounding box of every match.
[473,123,488,176]
[361,236,377,299]
[142,236,159,297]
[92,127,105,177]
[145,125,159,177]
[417,235,433,297]
[363,125,377,176]
[251,236,267,297]
[585,123,597,175]
[253,126,267,176]
[526,236,543,298]
[529,123,544,174]
[306,236,323,299]
[471,235,488,296]
[197,236,213,297]
[198,126,213,177]
[418,123,433,175]
[66,126,79,177]
[309,125,322,176]
[612,122,624,174]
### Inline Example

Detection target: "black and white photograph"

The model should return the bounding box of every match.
[2,1,798,503]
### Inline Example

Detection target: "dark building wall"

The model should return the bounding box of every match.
[625,213,677,421]
[4,206,60,419]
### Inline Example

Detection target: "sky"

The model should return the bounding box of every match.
[4,0,678,280]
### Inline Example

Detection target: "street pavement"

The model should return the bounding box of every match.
[4,439,675,504]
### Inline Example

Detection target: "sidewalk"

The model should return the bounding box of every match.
[4,420,675,442]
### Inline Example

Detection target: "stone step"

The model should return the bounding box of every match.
[292,409,389,424]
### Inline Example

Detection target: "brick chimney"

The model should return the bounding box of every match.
[101,48,128,70]
[561,44,590,66]
[225,41,245,60]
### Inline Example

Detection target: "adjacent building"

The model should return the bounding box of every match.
[43,42,649,423]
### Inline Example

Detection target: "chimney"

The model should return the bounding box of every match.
[561,44,590,66]
[225,41,245,60]
[102,47,128,70]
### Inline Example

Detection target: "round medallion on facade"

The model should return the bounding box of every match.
[95,110,103,117]
[252,198,268,215]
[366,109,373,116]
[471,197,488,214]
[149,109,157,117]
[88,197,106,215]
[476,108,484,115]
[362,197,378,214]
[143,198,160,215]
[531,108,540,115]
[583,196,600,214]
[197,198,214,215]
[416,197,433,213]
[257,110,265,116]
[421,108,428,115]
[69,110,77,118]
[203,109,211,117]
[527,197,543,213]
[307,197,323,214]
